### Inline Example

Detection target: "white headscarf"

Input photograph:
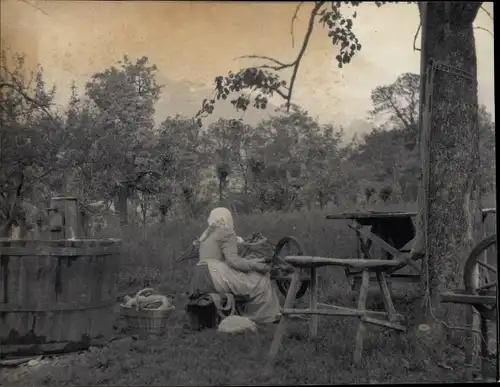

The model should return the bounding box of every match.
[199,207,236,242]
[208,207,234,230]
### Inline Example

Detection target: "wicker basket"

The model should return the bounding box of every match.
[120,288,175,334]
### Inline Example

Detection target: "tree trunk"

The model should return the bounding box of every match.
[318,190,325,209]
[413,1,482,360]
[116,181,129,226]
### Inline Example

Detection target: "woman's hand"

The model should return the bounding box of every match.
[250,258,271,274]
[239,238,267,247]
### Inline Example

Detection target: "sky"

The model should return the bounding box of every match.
[1,0,495,136]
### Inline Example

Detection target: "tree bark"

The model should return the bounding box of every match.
[116,181,129,226]
[412,1,483,360]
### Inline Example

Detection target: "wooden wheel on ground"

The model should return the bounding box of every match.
[463,234,497,320]
[272,236,310,300]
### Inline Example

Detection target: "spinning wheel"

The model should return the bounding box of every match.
[463,234,498,320]
[272,236,310,300]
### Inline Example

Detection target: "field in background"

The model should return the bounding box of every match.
[2,198,496,386]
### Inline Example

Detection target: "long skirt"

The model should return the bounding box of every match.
[188,260,281,324]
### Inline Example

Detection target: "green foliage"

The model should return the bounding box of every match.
[196,68,284,126]
[0,52,65,236]
[318,2,363,68]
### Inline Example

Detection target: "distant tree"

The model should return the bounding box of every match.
[156,115,205,218]
[65,56,163,224]
[244,104,345,210]
[0,52,65,236]
[348,126,419,202]
[367,73,495,199]
[201,118,254,203]
[369,72,420,149]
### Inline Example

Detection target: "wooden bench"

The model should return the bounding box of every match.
[265,255,407,371]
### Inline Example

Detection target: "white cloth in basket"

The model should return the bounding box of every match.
[123,294,172,310]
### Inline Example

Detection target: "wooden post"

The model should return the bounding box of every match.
[353,269,370,364]
[309,267,318,338]
[49,197,82,240]
[79,207,89,239]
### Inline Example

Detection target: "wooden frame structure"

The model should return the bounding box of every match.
[265,214,418,370]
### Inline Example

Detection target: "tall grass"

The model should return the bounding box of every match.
[94,196,495,300]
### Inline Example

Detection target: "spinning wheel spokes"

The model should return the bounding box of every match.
[273,236,310,300]
[464,234,498,320]
[477,260,497,274]
[478,281,497,293]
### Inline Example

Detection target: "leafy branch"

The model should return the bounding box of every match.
[195,1,404,126]
[0,82,58,127]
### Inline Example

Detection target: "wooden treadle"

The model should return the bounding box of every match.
[281,308,406,331]
[361,315,406,331]
[440,289,497,306]
[284,256,400,269]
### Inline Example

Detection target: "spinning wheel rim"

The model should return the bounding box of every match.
[272,236,309,300]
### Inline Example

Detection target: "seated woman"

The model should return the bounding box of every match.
[188,207,281,325]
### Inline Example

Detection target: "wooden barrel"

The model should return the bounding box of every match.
[0,239,121,357]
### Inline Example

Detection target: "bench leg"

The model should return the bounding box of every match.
[353,269,370,364]
[376,272,398,322]
[464,305,478,380]
[266,269,301,372]
[309,267,318,338]
[480,314,489,380]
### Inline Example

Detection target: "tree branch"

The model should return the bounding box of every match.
[234,55,294,71]
[413,21,421,51]
[480,5,493,21]
[381,88,411,129]
[286,2,324,110]
[291,2,305,48]
[19,0,49,16]
[474,26,494,38]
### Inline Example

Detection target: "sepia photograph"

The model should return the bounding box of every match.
[0,0,497,385]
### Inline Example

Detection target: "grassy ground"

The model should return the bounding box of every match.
[1,200,497,386]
